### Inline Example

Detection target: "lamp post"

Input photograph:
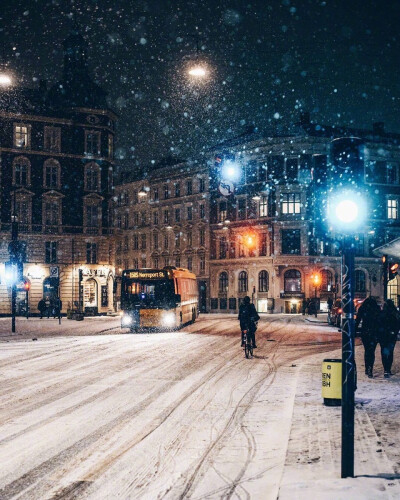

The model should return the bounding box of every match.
[310,273,321,318]
[328,190,366,479]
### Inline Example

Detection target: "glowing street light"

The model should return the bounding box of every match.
[221,160,241,183]
[188,65,207,78]
[0,72,12,87]
[328,189,366,479]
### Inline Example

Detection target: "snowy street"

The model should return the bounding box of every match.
[0,315,399,499]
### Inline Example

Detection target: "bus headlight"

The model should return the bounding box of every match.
[121,314,132,327]
[162,312,175,327]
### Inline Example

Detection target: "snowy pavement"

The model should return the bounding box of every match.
[0,314,399,499]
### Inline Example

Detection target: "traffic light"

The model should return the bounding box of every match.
[389,262,399,281]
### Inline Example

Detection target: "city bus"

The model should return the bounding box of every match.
[120,267,199,331]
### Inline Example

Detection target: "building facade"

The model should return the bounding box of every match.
[113,158,210,312]
[0,31,116,315]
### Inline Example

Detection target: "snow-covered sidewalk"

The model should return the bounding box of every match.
[279,343,400,499]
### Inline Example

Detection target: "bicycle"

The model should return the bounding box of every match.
[242,329,253,358]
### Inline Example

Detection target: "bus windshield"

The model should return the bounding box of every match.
[122,279,175,309]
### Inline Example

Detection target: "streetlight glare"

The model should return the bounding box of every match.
[0,74,12,87]
[335,200,359,223]
[188,66,207,77]
[221,160,241,182]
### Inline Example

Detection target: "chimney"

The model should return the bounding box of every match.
[373,122,384,135]
[299,111,310,125]
[39,79,47,92]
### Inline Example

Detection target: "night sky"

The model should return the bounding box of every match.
[2,0,400,167]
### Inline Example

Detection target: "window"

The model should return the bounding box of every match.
[164,184,169,199]
[200,254,205,274]
[219,272,228,293]
[281,193,301,214]
[116,214,122,229]
[258,162,267,181]
[85,163,100,191]
[355,270,366,293]
[13,157,30,186]
[108,135,113,158]
[258,270,269,292]
[175,232,181,248]
[16,200,30,225]
[199,228,205,246]
[238,236,245,257]
[200,204,205,219]
[260,233,268,256]
[86,204,100,227]
[44,126,61,152]
[187,206,193,221]
[174,183,180,197]
[388,199,398,219]
[281,229,301,255]
[284,269,301,292]
[45,241,57,264]
[164,210,170,224]
[124,236,129,251]
[141,234,146,249]
[238,271,248,293]
[238,198,246,220]
[366,161,397,184]
[133,212,139,226]
[45,200,60,226]
[219,236,227,259]
[259,196,268,217]
[44,159,60,188]
[153,257,159,268]
[153,233,159,249]
[14,124,30,148]
[133,258,139,268]
[153,211,159,225]
[175,208,181,222]
[175,256,181,267]
[133,234,139,250]
[85,130,101,156]
[199,178,205,192]
[285,158,298,181]
[123,213,129,229]
[86,243,97,264]
[164,234,169,249]
[187,256,193,271]
[354,233,364,256]
[133,190,138,204]
[219,201,227,222]
[141,212,146,226]
[186,180,192,195]
[321,270,333,291]
[187,231,192,247]
[153,188,159,201]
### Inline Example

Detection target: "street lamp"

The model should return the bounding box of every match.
[328,189,366,479]
[310,272,321,318]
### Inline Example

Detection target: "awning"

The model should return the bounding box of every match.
[373,237,400,258]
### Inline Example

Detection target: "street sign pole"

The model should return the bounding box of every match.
[341,236,355,478]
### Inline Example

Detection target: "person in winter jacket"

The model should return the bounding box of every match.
[355,296,381,378]
[238,296,260,348]
[378,299,399,378]
[38,298,46,319]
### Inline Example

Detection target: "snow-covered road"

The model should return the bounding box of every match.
[0,315,343,499]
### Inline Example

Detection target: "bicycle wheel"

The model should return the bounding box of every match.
[249,343,253,357]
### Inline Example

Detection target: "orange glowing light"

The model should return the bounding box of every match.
[311,273,321,286]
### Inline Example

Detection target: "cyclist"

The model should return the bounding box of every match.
[238,296,260,348]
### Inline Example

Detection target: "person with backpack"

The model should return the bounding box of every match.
[238,296,260,348]
[355,296,381,378]
[379,299,399,378]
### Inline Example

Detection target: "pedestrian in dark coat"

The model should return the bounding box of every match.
[301,298,307,315]
[38,299,46,319]
[379,299,399,378]
[53,297,62,318]
[238,296,260,348]
[44,296,51,318]
[355,296,381,378]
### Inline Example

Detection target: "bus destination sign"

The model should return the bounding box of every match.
[127,270,166,279]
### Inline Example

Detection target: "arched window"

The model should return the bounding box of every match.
[355,270,366,293]
[321,269,333,291]
[44,159,60,189]
[238,271,248,293]
[284,269,301,292]
[219,272,228,293]
[84,162,100,191]
[258,270,269,292]
[13,157,30,186]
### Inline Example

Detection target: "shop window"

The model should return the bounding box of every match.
[219,272,228,292]
[284,269,301,292]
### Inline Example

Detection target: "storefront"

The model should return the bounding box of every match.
[80,267,114,315]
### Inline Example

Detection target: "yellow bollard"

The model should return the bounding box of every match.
[322,359,342,406]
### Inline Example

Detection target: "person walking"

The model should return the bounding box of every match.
[379,299,399,378]
[44,296,51,319]
[53,297,62,319]
[355,296,381,378]
[238,296,260,348]
[38,298,46,319]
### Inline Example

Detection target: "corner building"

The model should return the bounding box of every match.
[0,31,116,315]
[208,116,400,313]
